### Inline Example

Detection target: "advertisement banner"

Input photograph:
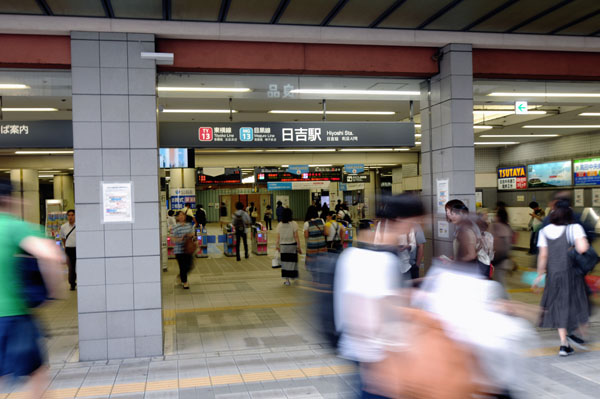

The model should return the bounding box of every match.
[497,166,527,190]
[159,121,415,148]
[267,182,292,191]
[169,188,196,210]
[574,158,600,186]
[344,164,365,174]
[527,161,572,188]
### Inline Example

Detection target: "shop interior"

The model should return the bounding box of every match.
[1,68,600,361]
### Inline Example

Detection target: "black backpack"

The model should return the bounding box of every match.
[233,213,246,233]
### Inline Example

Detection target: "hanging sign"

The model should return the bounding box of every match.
[159,122,415,148]
[497,166,527,190]
[343,173,370,183]
[574,158,600,186]
[287,165,309,175]
[268,182,292,191]
[344,164,365,174]
[169,188,196,210]
[0,120,73,148]
[101,182,134,223]
[339,183,365,191]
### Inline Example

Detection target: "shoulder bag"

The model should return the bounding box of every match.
[568,224,599,276]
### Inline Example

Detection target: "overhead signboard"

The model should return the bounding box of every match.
[256,170,341,182]
[196,168,242,184]
[287,165,309,175]
[0,120,73,148]
[344,164,365,174]
[343,173,370,183]
[339,183,365,191]
[527,161,572,188]
[515,101,528,115]
[159,122,415,148]
[497,166,527,190]
[574,158,600,186]
[267,181,330,191]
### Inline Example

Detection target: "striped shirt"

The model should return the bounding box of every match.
[172,223,194,254]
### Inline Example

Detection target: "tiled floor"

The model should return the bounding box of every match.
[3,223,600,398]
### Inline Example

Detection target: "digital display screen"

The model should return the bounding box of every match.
[159,148,188,168]
[527,161,572,188]
[197,168,242,184]
[256,170,341,182]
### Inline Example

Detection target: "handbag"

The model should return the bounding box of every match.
[272,249,281,268]
[567,224,599,276]
[183,234,198,255]
[16,252,49,308]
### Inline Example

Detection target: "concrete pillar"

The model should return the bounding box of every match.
[421,43,475,260]
[71,32,161,361]
[10,169,40,224]
[169,168,196,189]
[364,170,376,219]
[53,175,75,210]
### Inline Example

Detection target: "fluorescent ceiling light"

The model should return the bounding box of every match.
[339,148,394,152]
[474,142,519,145]
[269,110,395,115]
[480,134,559,138]
[474,126,494,130]
[415,134,422,137]
[242,176,255,184]
[309,164,333,167]
[371,163,399,166]
[473,110,546,115]
[15,150,74,154]
[488,92,600,98]
[2,107,57,112]
[523,125,600,129]
[281,165,289,167]
[579,113,600,116]
[38,170,61,173]
[38,175,54,178]
[0,84,29,89]
[161,109,238,113]
[265,149,336,152]
[394,148,410,151]
[415,142,421,145]
[157,87,251,93]
[414,124,421,128]
[290,89,420,96]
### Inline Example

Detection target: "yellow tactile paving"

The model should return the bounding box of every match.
[43,388,78,398]
[110,382,146,394]
[242,371,275,382]
[301,366,336,377]
[7,393,27,399]
[75,385,112,397]
[210,374,244,385]
[145,379,178,391]
[178,377,211,388]
[331,364,357,374]
[272,369,306,379]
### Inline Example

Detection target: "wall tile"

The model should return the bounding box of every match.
[129,96,156,122]
[102,149,131,176]
[133,256,161,283]
[99,32,127,41]
[127,33,154,41]
[73,122,102,149]
[75,203,102,231]
[105,229,133,257]
[132,229,160,256]
[133,202,159,230]
[78,231,105,258]
[77,258,105,286]
[100,68,129,95]
[72,95,101,122]
[74,149,102,177]
[108,338,136,359]
[107,310,135,339]
[71,40,100,68]
[100,41,128,68]
[72,67,100,95]
[134,309,162,336]
[128,68,156,95]
[71,31,99,40]
[135,335,162,357]
[79,339,108,361]
[134,282,161,310]
[130,122,157,149]
[74,176,101,204]
[127,41,155,69]
[101,95,129,122]
[78,285,106,313]
[106,283,134,311]
[106,256,133,284]
[102,122,130,149]
[79,312,107,341]
[132,175,159,201]
[130,149,158,176]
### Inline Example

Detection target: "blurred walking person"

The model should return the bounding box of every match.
[276,208,301,285]
[528,201,545,254]
[264,204,273,230]
[0,179,65,399]
[532,198,589,356]
[491,207,514,289]
[303,206,327,281]
[324,211,345,253]
[173,211,194,289]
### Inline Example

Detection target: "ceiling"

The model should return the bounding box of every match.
[1,0,599,37]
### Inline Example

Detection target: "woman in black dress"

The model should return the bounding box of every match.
[532,200,589,356]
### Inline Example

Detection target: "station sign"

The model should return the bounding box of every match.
[574,158,600,186]
[159,122,415,148]
[497,166,527,190]
[343,173,370,183]
[0,120,73,148]
[344,164,365,174]
[287,165,309,175]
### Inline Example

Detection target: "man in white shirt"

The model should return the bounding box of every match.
[60,209,77,290]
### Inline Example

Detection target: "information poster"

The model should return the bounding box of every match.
[527,161,572,188]
[574,189,584,207]
[574,158,600,186]
[102,182,133,223]
[438,221,449,238]
[276,195,289,208]
[593,189,600,207]
[475,191,483,208]
[436,178,449,214]
[169,188,196,210]
[497,166,527,190]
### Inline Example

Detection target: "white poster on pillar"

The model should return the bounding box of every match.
[436,178,449,214]
[101,182,134,223]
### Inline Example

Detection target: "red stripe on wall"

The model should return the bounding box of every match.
[0,34,70,69]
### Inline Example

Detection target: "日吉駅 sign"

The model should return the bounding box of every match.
[159,122,415,148]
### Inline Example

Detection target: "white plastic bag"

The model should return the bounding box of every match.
[272,250,281,268]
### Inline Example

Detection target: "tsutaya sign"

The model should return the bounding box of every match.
[497,166,527,190]
[159,122,415,148]
[0,120,73,148]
